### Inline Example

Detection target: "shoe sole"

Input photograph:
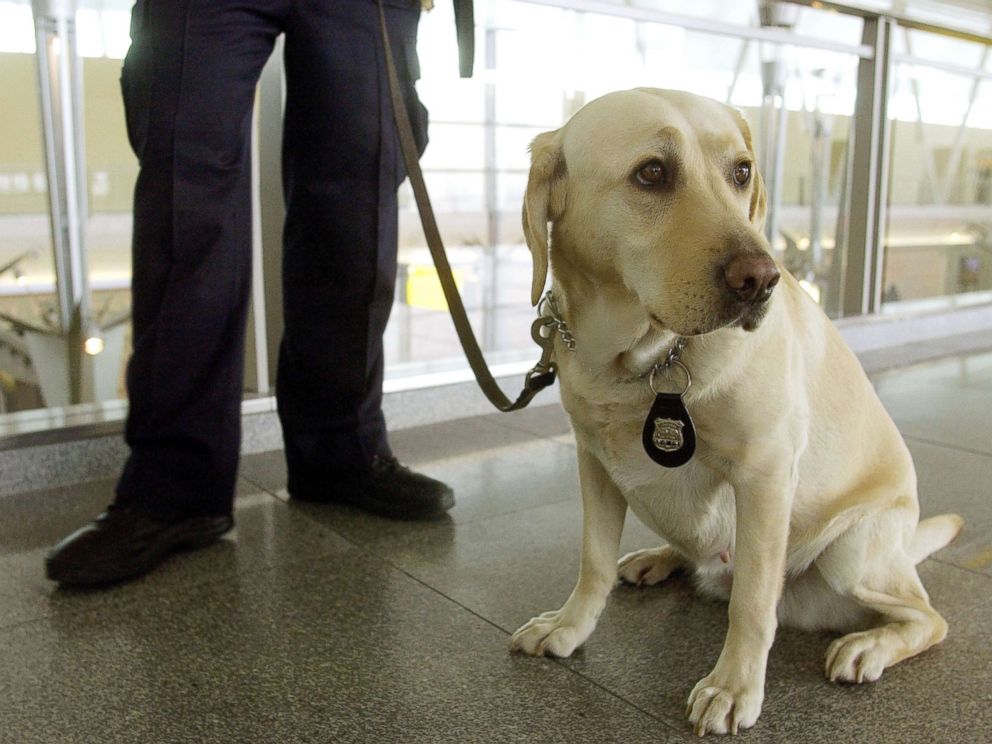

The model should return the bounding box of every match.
[45,516,234,587]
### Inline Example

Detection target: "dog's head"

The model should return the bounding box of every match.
[523,88,778,336]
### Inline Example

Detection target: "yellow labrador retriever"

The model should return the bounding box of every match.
[509,88,962,736]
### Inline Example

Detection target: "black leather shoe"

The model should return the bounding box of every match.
[291,456,454,520]
[45,506,234,587]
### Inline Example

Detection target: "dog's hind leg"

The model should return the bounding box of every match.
[819,509,958,684]
[825,564,948,684]
[510,445,626,658]
[618,545,685,586]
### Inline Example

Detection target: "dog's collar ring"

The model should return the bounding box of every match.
[649,358,691,397]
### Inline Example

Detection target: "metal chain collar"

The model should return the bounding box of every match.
[536,291,576,351]
[536,290,690,394]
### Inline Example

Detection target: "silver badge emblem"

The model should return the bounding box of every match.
[652,418,684,452]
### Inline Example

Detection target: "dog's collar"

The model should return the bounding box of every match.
[537,289,695,467]
[538,290,688,382]
[536,290,576,351]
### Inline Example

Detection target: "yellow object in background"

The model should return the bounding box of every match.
[405,264,462,312]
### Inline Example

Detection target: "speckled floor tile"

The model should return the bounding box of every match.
[237,412,558,495]
[354,497,655,631]
[742,560,992,743]
[872,350,992,396]
[3,348,992,743]
[488,403,575,441]
[385,502,989,740]
[243,435,584,550]
[390,410,567,463]
[0,476,352,629]
[875,381,992,456]
[0,552,684,744]
[561,557,992,741]
[371,496,840,736]
[909,438,992,576]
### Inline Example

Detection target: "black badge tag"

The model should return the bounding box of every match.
[641,391,696,468]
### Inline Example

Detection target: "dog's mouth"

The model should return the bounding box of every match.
[731,300,771,332]
[648,311,718,338]
[649,312,703,336]
[649,299,771,337]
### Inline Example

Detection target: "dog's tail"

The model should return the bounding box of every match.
[909,514,964,564]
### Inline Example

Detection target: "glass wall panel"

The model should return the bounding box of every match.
[0,0,135,414]
[387,0,864,378]
[82,48,137,405]
[4,0,990,423]
[0,1,54,413]
[883,30,992,311]
[79,1,135,409]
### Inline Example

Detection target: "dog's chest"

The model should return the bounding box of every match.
[598,420,736,565]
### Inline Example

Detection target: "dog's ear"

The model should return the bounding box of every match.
[731,109,767,230]
[522,129,566,306]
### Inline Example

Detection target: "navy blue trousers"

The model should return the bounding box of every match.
[116,0,428,520]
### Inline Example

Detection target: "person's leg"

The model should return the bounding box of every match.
[46,0,286,585]
[277,0,451,519]
[118,0,287,520]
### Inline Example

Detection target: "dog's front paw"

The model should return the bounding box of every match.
[687,673,763,736]
[618,545,682,586]
[509,609,593,658]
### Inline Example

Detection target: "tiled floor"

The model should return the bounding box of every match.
[2,351,991,743]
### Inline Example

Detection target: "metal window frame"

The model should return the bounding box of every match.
[841,14,896,316]
[31,0,90,406]
[13,0,992,424]
[210,0,992,388]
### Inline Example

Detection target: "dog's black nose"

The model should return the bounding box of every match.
[723,253,780,304]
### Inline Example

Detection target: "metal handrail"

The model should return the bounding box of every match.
[787,0,992,47]
[521,0,991,58]
[524,0,876,57]
[892,53,992,81]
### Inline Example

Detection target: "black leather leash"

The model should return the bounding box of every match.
[376,0,557,412]
[452,0,474,78]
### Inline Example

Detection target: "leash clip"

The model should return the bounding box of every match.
[525,314,559,391]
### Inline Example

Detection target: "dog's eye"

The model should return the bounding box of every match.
[636,160,667,186]
[733,162,751,186]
